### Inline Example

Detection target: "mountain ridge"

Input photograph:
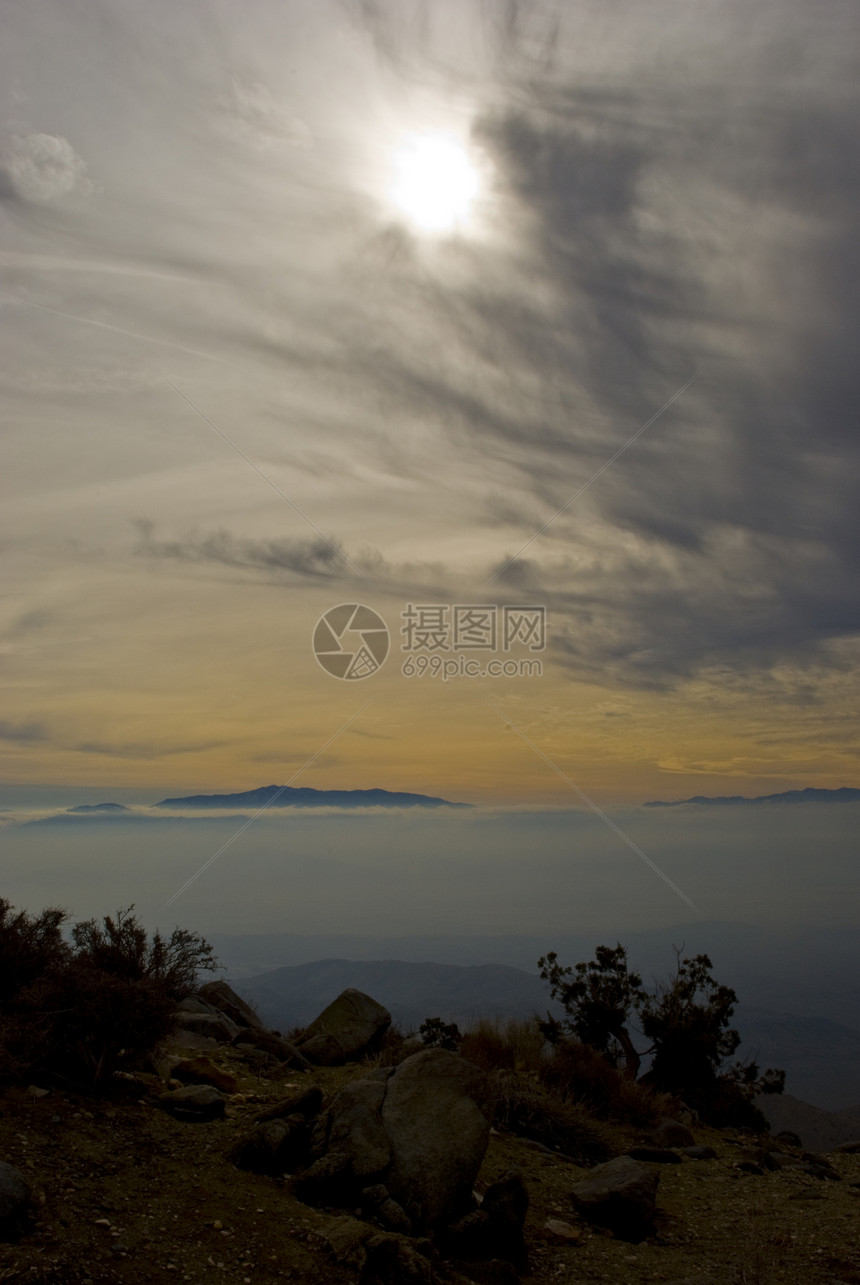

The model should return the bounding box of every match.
[644,786,860,807]
[155,784,470,810]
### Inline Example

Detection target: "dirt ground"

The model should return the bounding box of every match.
[2,1046,859,1285]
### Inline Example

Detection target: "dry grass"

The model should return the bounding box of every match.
[539,1038,669,1126]
[490,1071,615,1164]
[460,1017,546,1074]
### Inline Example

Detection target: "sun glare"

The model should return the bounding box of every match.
[391,134,481,234]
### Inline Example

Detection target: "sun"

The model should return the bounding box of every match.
[390,134,481,235]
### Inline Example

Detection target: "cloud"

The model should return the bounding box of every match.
[226,78,313,151]
[0,131,93,203]
[134,521,352,583]
[0,720,46,744]
[133,520,458,599]
[331,0,860,689]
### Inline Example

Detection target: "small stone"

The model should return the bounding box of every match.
[543,1218,581,1242]
[678,1145,717,1160]
[652,1119,696,1149]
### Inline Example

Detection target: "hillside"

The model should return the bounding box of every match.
[236,958,860,1113]
[756,1092,860,1151]
[240,959,556,1032]
[3,1031,860,1285]
[737,1008,860,1112]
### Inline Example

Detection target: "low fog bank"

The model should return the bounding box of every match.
[4,802,856,941]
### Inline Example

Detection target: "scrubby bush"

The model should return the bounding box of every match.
[0,900,218,1093]
[419,1016,463,1052]
[539,944,644,1078]
[539,942,784,1128]
[539,1037,668,1126]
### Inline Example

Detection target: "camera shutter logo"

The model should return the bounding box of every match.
[313,603,390,680]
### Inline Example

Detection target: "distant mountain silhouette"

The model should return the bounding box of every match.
[237,958,556,1032]
[644,786,860,807]
[155,785,470,810]
[66,802,129,813]
[756,1092,860,1151]
[737,1007,860,1112]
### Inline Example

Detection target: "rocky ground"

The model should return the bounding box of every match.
[2,1037,860,1285]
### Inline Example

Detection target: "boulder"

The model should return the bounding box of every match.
[254,1085,323,1124]
[323,1217,438,1283]
[297,1048,493,1232]
[198,980,265,1030]
[176,995,220,1017]
[678,1145,717,1160]
[361,1184,413,1234]
[293,1151,356,1208]
[570,1155,659,1241]
[627,1147,683,1164]
[380,1048,493,1229]
[158,1085,226,1121]
[294,988,391,1065]
[233,1027,311,1070]
[230,1115,310,1174]
[231,1086,324,1174]
[0,1163,31,1242]
[542,1217,581,1243]
[481,1169,529,1265]
[174,1011,240,1043]
[172,1056,238,1095]
[447,1169,528,1267]
[652,1119,695,1149]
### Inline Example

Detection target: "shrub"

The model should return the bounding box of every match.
[0,899,70,1007]
[0,901,218,1093]
[419,1016,463,1052]
[539,1037,668,1127]
[539,944,644,1078]
[540,942,784,1120]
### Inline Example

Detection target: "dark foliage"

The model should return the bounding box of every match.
[419,1016,463,1052]
[0,900,218,1093]
[538,944,644,1078]
[539,942,784,1126]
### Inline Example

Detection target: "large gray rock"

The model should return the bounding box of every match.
[198,980,264,1030]
[174,1010,241,1043]
[316,1077,392,1178]
[232,1027,312,1070]
[382,1049,493,1229]
[0,1163,31,1242]
[570,1155,659,1241]
[294,988,391,1065]
[298,1048,493,1232]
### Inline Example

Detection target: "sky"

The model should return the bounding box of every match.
[1,1,859,943]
